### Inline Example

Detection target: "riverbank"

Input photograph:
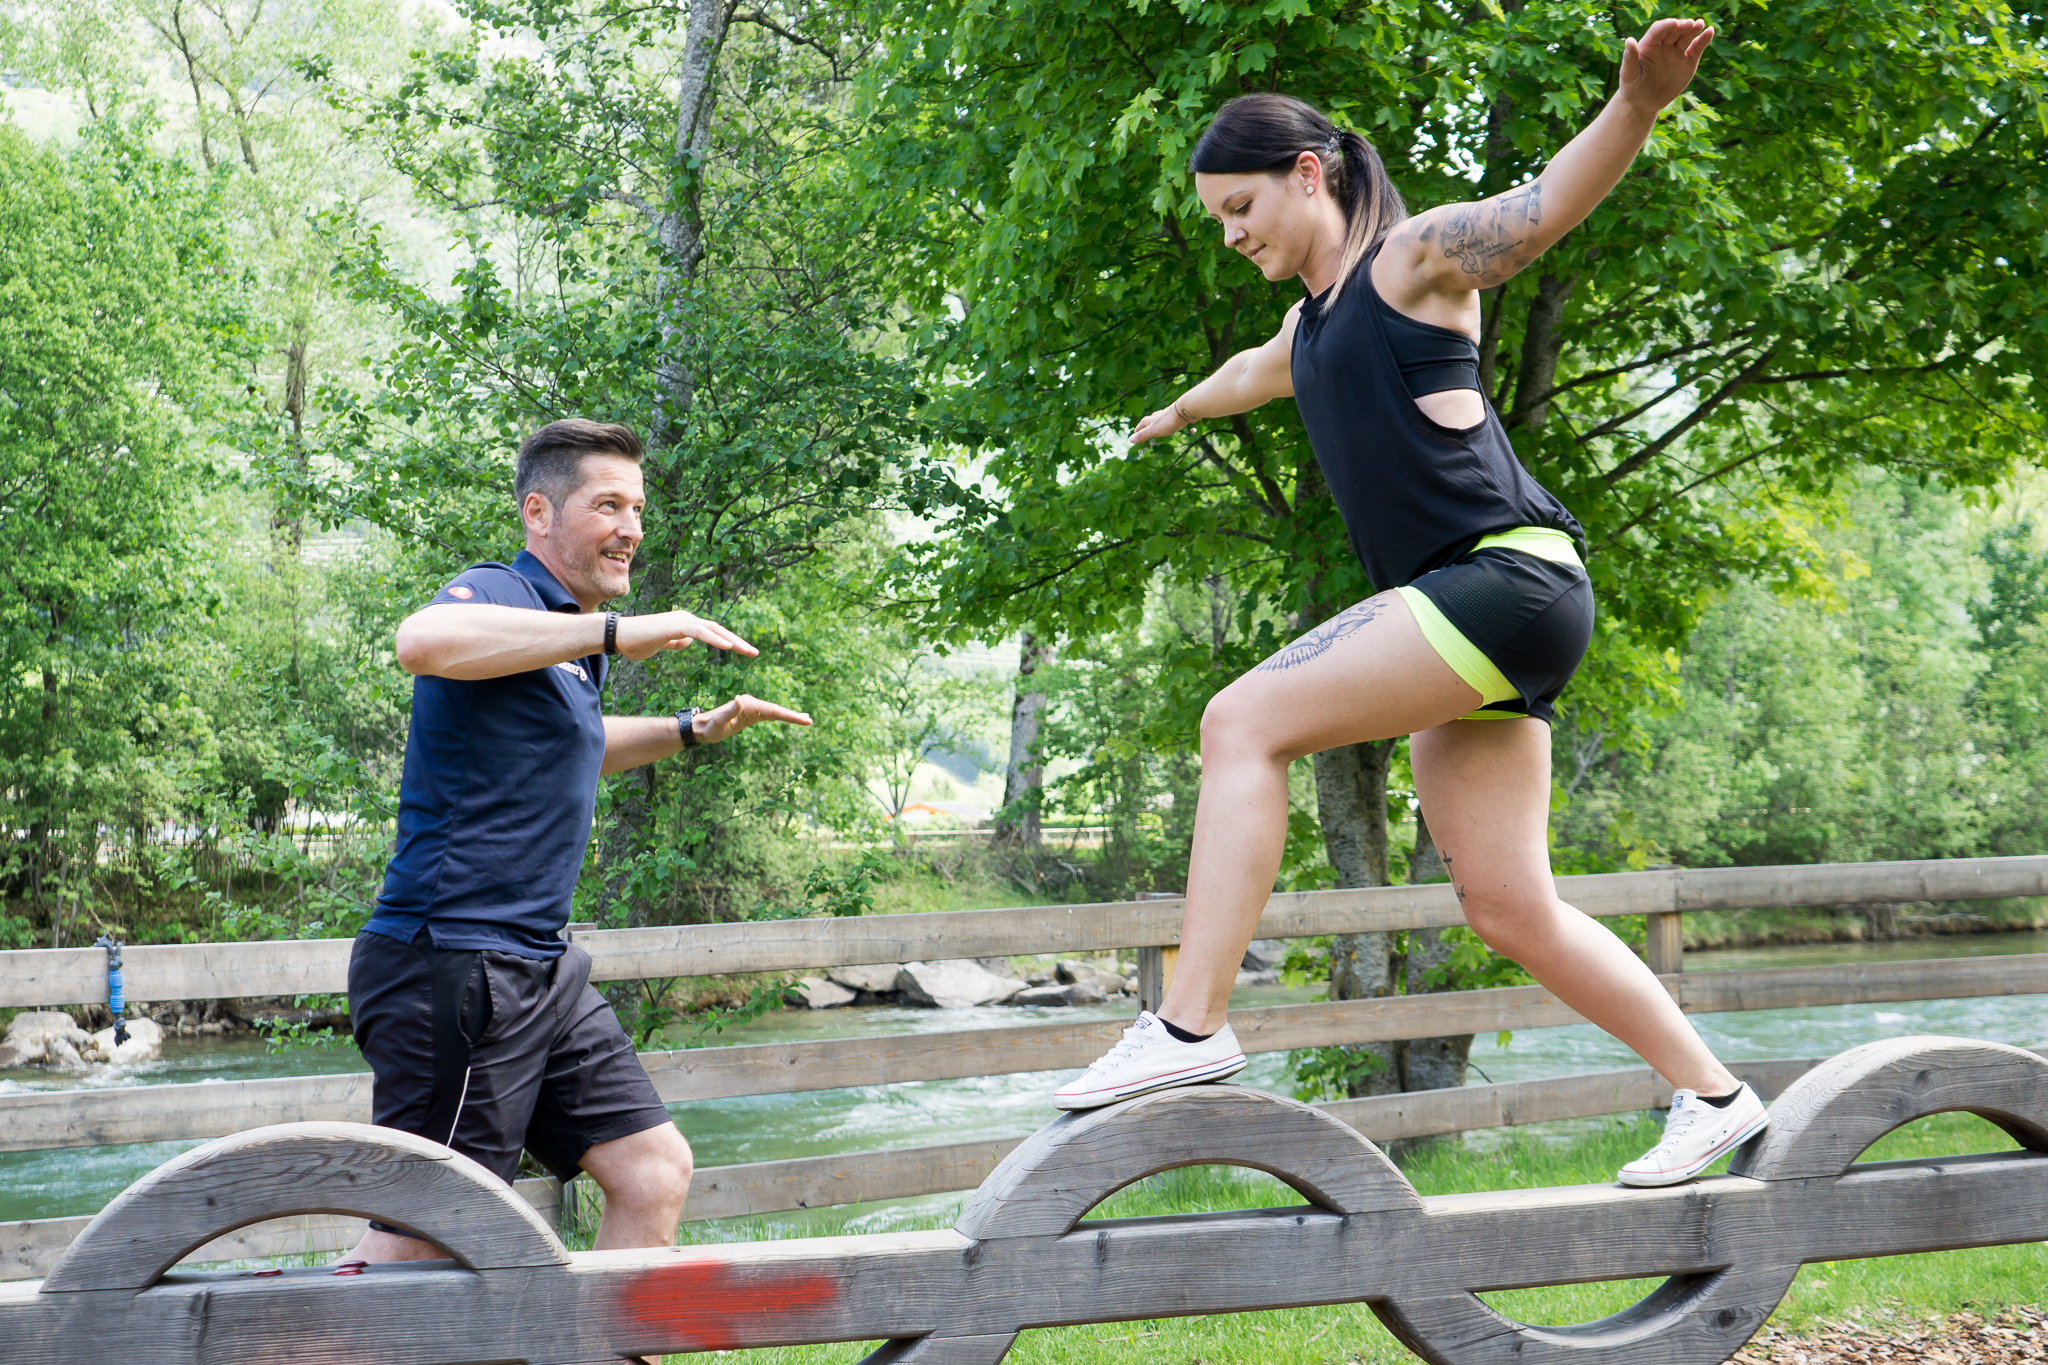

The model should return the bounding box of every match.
[1689,897,2048,949]
[8,898,2043,1047]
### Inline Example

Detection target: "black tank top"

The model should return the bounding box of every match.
[1290,247,1586,593]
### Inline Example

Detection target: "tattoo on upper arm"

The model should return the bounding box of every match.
[1437,180,1543,280]
[1255,598,1386,673]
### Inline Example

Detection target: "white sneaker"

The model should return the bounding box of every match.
[1052,1012,1247,1110]
[1618,1083,1769,1187]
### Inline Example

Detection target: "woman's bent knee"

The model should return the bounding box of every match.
[1200,687,1297,766]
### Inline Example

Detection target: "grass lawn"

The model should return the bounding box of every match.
[659,1110,2045,1365]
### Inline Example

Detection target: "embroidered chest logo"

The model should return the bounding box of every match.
[555,661,590,682]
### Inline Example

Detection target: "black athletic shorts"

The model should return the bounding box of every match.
[1404,544,1595,725]
[347,929,673,1192]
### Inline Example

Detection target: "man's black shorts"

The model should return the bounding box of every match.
[348,929,673,1187]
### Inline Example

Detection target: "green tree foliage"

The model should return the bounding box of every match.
[0,122,255,930]
[858,0,2048,834]
[299,0,958,580]
[286,0,975,923]
[1556,472,2048,869]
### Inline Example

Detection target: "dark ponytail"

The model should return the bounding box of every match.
[1189,94,1406,306]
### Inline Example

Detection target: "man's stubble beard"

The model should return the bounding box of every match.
[561,536,632,605]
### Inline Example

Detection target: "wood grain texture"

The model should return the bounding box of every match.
[1644,911,1684,975]
[6,856,2044,1006]
[12,1047,2039,1285]
[41,1122,567,1291]
[3,1086,2046,1365]
[0,1178,559,1283]
[687,1139,1019,1221]
[956,1087,1422,1241]
[859,1333,1021,1364]
[18,951,2048,1161]
[1675,855,2048,912]
[0,1070,373,1153]
[686,1057,1853,1227]
[1731,1034,2048,1180]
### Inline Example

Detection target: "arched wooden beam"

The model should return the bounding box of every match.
[1732,1034,2048,1179]
[955,1084,1423,1240]
[41,1121,567,1292]
[4,1038,2045,1365]
[1374,1035,2048,1365]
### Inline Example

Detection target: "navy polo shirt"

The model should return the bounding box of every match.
[364,551,608,959]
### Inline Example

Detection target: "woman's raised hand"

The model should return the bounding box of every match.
[1131,404,1188,445]
[1619,17,1714,113]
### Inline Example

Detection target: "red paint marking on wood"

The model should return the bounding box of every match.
[615,1257,841,1352]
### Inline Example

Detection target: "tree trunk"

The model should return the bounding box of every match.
[1314,738,1401,1098]
[994,633,1049,847]
[597,0,738,928]
[650,0,737,443]
[1504,271,1579,431]
[1399,810,1473,1094]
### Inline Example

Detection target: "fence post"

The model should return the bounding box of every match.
[1133,894,1182,1014]
[1645,910,1684,976]
[1134,947,1181,1013]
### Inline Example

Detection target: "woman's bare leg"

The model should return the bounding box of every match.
[1157,592,1480,1035]
[1410,718,1739,1094]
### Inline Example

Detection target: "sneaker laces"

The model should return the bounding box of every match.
[1647,1094,1706,1155]
[1087,1019,1156,1073]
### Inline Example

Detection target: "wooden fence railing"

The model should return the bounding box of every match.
[7,1036,2047,1365]
[7,855,2044,1007]
[3,855,2046,1281]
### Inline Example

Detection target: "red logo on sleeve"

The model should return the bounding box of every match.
[448,585,474,600]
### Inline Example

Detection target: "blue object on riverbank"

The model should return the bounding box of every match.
[94,935,127,1046]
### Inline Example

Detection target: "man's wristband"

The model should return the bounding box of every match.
[676,708,701,747]
[603,612,619,655]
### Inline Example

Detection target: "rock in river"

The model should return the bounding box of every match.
[895,960,1027,1009]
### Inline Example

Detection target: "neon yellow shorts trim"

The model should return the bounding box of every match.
[1472,525,1583,567]
[1395,585,1519,710]
[1397,526,1584,721]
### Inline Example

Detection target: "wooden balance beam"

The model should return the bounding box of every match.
[3,1033,2044,1365]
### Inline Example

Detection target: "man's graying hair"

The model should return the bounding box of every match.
[515,419,644,512]
[1189,93,1407,308]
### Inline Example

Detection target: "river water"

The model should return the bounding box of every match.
[5,929,2045,1230]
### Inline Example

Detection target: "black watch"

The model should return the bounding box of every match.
[603,611,619,655]
[676,708,702,747]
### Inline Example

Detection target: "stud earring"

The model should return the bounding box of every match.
[1306,184,1315,195]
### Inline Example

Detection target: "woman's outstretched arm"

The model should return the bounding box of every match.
[1381,17,1715,296]
[1131,299,1303,444]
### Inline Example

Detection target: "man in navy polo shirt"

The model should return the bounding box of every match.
[344,418,810,1278]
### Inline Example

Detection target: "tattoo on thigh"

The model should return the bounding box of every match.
[1441,849,1468,905]
[1256,599,1385,673]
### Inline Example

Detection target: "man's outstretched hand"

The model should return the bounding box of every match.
[1619,17,1714,114]
[694,694,813,744]
[615,609,759,663]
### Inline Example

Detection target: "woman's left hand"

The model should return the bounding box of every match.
[1131,405,1187,445]
[1618,17,1714,114]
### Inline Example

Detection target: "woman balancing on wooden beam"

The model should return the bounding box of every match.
[1057,18,1764,1187]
